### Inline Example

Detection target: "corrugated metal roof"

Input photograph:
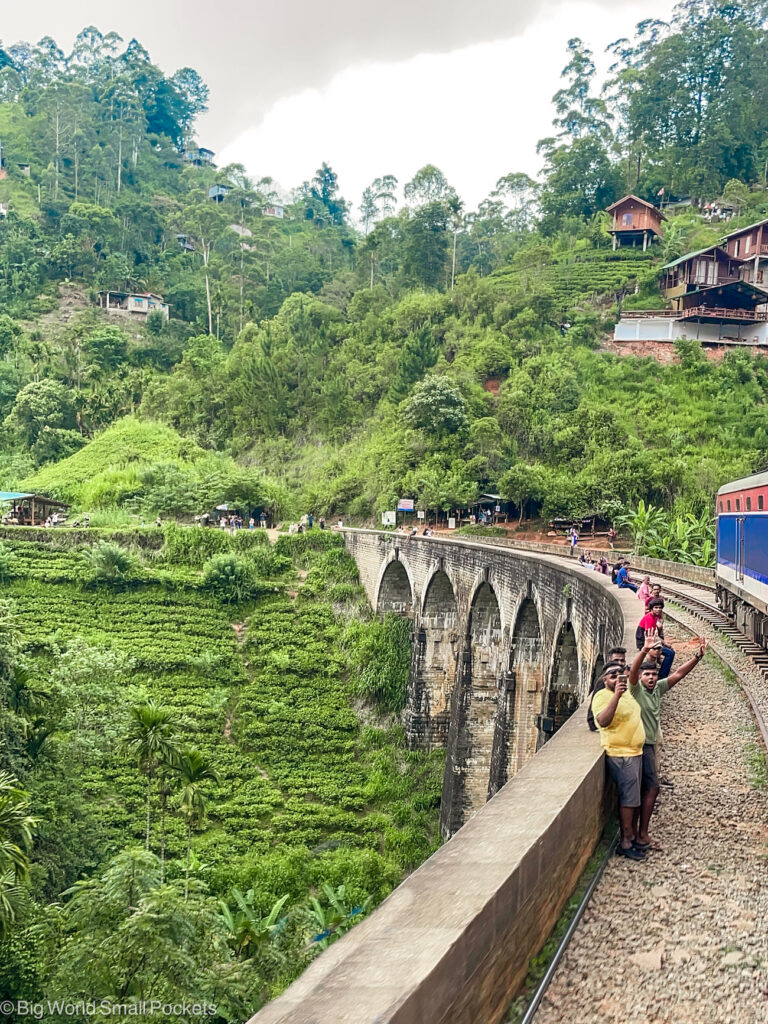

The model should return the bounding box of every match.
[718,470,768,495]
[0,491,32,501]
[660,245,731,271]
[721,218,768,241]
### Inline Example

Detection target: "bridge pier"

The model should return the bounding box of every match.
[404,568,458,750]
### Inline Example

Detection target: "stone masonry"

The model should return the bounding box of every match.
[342,529,624,837]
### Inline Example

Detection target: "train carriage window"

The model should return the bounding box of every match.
[727,500,731,511]
[747,497,752,510]
[760,496,765,511]
[719,501,723,512]
[736,499,740,511]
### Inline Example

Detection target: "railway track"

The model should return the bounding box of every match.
[515,554,768,1022]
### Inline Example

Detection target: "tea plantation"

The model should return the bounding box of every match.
[0,527,444,1009]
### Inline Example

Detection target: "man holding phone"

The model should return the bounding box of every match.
[591,664,646,860]
[627,636,707,852]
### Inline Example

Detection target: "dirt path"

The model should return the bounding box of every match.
[534,627,768,1024]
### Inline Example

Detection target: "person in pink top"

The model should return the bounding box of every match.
[637,576,652,604]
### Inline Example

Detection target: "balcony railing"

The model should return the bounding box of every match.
[621,306,768,322]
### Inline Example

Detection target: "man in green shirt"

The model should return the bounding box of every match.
[628,635,707,851]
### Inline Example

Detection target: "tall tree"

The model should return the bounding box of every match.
[123,702,180,851]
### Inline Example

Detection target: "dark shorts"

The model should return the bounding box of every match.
[606,754,642,807]
[642,743,659,790]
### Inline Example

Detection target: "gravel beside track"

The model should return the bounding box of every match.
[534,626,768,1024]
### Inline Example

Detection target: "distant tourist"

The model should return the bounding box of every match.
[616,561,638,592]
[570,526,579,554]
[608,526,617,549]
[319,516,326,530]
[249,517,255,530]
[637,576,652,604]
[259,511,267,528]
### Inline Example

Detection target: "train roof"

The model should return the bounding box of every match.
[718,469,768,495]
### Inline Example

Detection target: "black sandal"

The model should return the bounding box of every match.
[616,844,645,861]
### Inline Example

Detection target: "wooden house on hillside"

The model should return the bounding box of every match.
[606,195,665,250]
[661,246,742,300]
[721,218,768,286]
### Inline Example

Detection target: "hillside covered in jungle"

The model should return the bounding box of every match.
[2,1,768,1016]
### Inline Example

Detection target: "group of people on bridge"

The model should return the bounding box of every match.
[587,574,708,860]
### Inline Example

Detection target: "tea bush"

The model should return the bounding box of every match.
[1,525,443,1003]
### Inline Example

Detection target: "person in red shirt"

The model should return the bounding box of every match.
[635,598,675,677]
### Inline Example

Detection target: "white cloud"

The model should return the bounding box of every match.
[219,0,674,215]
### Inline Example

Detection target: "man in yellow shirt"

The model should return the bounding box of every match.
[591,663,646,861]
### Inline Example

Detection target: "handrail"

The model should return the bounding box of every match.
[620,306,768,322]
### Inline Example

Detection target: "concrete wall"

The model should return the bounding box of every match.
[614,315,768,346]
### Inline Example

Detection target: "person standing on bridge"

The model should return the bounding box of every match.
[627,636,708,852]
[591,665,646,860]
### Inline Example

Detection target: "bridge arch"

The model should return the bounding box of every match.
[375,555,415,616]
[406,568,459,749]
[489,593,544,797]
[539,618,581,747]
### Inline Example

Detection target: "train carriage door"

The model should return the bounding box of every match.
[737,517,745,582]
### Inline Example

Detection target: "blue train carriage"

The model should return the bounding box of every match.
[716,470,768,648]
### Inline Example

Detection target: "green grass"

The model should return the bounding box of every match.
[744,741,768,790]
[21,416,208,504]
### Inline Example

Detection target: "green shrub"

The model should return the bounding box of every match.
[0,542,17,582]
[201,553,264,603]
[345,614,412,713]
[82,541,137,586]
[248,548,291,578]
[274,531,343,562]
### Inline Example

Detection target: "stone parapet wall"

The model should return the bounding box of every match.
[447,532,715,587]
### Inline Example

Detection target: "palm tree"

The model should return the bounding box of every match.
[175,747,218,900]
[123,702,179,851]
[0,771,37,936]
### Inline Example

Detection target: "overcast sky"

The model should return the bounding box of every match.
[3,0,675,212]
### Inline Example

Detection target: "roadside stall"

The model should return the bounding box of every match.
[0,492,70,526]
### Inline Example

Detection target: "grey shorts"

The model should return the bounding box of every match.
[606,754,642,807]
[642,743,659,790]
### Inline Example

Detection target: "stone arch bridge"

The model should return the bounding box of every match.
[342,529,625,836]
